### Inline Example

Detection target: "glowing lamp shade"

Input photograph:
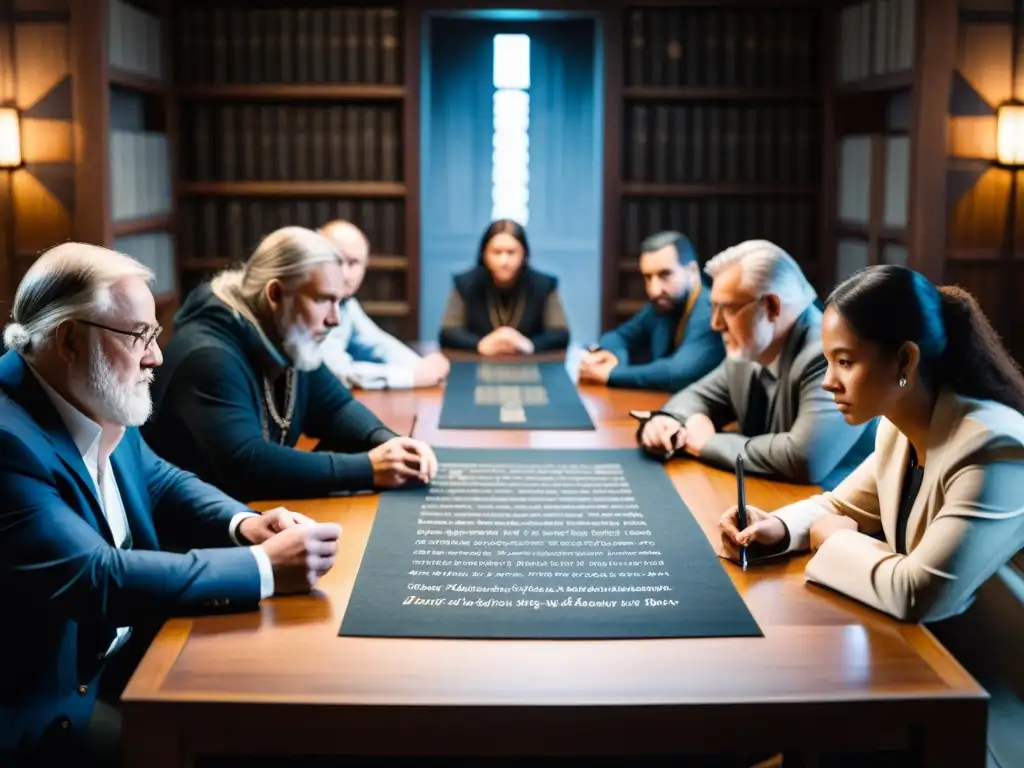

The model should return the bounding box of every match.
[997,104,1024,166]
[0,107,21,168]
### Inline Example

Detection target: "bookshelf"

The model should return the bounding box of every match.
[610,5,824,327]
[829,0,917,285]
[72,0,177,342]
[170,3,415,340]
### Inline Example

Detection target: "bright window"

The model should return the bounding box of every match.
[492,34,530,225]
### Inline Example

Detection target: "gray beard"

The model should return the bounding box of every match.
[278,307,324,372]
[70,340,154,426]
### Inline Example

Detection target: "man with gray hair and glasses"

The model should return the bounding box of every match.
[142,226,439,503]
[635,239,875,489]
[0,242,341,766]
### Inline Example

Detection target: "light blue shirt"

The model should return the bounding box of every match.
[322,297,422,390]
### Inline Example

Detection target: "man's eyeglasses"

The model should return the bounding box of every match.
[710,296,762,318]
[78,319,162,352]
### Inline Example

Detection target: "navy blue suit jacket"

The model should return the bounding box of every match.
[0,351,263,760]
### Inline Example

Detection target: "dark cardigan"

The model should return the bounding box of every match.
[141,283,397,502]
[438,265,570,352]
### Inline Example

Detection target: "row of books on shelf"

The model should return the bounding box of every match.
[838,0,915,83]
[114,232,176,296]
[108,0,165,82]
[183,103,401,184]
[175,6,401,86]
[178,198,405,265]
[624,6,817,89]
[620,197,818,270]
[110,130,171,223]
[624,103,819,185]
[837,134,910,229]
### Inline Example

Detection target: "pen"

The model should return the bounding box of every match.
[736,455,749,571]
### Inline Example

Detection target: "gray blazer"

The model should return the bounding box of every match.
[656,305,875,487]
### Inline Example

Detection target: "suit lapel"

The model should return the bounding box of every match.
[650,314,669,361]
[0,353,109,536]
[111,438,158,551]
[901,390,958,553]
[880,432,910,549]
[769,314,810,431]
[731,360,754,428]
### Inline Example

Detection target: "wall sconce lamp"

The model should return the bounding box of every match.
[997,102,1024,167]
[0,106,22,169]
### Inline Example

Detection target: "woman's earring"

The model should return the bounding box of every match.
[899,376,907,388]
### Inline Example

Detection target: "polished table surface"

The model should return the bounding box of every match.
[121,356,988,766]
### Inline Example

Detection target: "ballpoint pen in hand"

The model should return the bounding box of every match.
[736,455,749,571]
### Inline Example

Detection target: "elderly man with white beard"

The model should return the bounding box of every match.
[634,239,876,490]
[142,226,438,502]
[0,242,342,766]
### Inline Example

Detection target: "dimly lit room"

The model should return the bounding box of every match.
[0,1,1022,767]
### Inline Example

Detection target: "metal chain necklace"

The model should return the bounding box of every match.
[261,368,297,445]
[487,285,525,330]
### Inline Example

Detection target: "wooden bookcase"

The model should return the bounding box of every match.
[829,0,915,288]
[72,0,178,341]
[827,0,956,289]
[608,1,824,330]
[169,3,416,340]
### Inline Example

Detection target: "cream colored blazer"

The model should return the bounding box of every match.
[770,389,1024,622]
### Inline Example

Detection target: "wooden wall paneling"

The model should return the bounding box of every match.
[403,0,421,341]
[601,5,623,334]
[948,165,1012,251]
[69,0,110,248]
[8,0,74,298]
[907,0,957,282]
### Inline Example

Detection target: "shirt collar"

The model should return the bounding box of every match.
[753,355,781,382]
[25,363,124,461]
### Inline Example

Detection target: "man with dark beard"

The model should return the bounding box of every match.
[0,242,342,766]
[578,231,724,391]
[142,226,438,502]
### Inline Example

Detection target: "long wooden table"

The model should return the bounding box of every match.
[121,362,988,766]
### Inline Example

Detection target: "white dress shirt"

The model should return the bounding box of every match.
[321,297,422,390]
[28,367,274,658]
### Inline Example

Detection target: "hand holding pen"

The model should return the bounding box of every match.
[718,468,788,565]
[735,456,749,570]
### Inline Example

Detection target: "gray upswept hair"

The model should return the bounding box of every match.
[3,242,153,357]
[211,226,341,325]
[704,239,818,312]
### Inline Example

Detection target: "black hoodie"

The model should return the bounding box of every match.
[141,283,397,502]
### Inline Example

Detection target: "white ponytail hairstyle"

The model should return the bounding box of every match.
[3,242,153,357]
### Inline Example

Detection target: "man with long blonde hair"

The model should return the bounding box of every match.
[142,226,438,502]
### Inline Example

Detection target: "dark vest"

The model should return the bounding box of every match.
[453,265,558,338]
